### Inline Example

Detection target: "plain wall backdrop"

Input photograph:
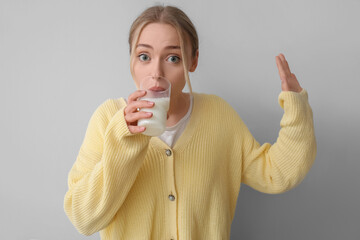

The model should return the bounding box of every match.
[1,0,359,239]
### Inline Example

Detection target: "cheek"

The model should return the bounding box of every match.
[165,64,185,81]
[132,62,146,80]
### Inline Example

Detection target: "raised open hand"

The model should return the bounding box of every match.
[275,53,303,93]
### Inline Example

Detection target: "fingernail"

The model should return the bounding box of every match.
[146,112,152,116]
[148,101,154,105]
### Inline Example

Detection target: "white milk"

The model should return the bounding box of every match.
[138,97,170,136]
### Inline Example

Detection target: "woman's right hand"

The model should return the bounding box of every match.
[124,90,154,134]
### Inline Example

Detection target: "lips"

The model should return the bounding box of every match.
[149,86,166,91]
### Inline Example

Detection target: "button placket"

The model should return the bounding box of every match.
[164,148,178,240]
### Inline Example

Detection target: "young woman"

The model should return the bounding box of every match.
[64,5,316,240]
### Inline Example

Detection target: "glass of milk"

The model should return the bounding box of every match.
[137,76,171,137]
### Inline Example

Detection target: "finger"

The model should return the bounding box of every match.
[275,55,288,80]
[125,111,153,124]
[127,90,147,104]
[128,125,146,134]
[124,100,154,115]
[128,90,146,104]
[278,53,292,76]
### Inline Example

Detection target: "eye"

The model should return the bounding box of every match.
[167,55,180,63]
[138,53,150,62]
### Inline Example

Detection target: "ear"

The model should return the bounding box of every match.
[189,49,199,72]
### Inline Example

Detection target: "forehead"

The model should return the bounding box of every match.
[138,23,180,46]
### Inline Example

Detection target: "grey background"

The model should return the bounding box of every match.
[1,0,359,239]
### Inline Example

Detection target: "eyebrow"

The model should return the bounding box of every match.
[136,43,181,50]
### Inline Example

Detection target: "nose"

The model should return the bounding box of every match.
[150,58,164,79]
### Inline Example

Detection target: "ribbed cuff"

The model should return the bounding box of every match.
[278,88,308,109]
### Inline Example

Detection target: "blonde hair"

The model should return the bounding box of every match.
[128,5,199,94]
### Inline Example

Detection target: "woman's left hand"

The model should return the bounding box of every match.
[275,53,303,93]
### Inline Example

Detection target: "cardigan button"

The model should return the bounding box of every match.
[165,149,172,156]
[168,194,175,201]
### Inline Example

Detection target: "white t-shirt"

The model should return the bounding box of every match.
[158,94,193,148]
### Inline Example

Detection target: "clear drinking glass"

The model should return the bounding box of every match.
[137,76,171,136]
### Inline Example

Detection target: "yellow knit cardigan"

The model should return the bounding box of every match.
[64,90,316,240]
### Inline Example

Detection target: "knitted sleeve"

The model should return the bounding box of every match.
[238,89,317,194]
[63,99,151,235]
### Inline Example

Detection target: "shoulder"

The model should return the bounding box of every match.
[193,92,237,115]
[97,97,126,115]
[193,92,232,108]
[192,93,249,142]
[193,92,244,129]
[87,97,127,130]
[94,97,126,115]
